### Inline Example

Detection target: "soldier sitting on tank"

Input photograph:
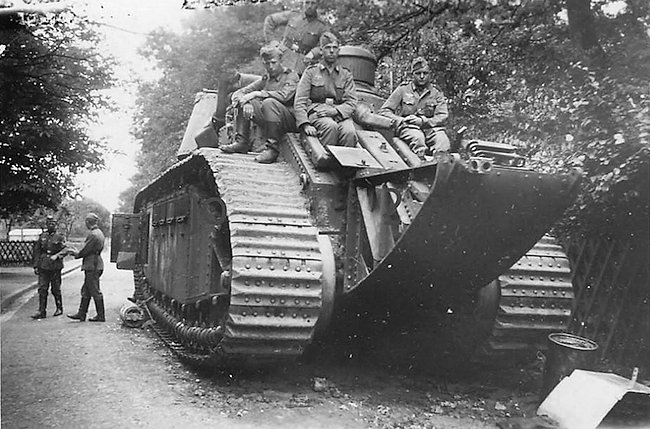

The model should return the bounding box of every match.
[264,0,330,75]
[294,32,358,149]
[378,57,450,159]
[219,41,300,164]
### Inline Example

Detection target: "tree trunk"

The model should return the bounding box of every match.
[566,0,600,51]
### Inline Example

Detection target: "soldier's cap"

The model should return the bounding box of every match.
[46,215,55,222]
[85,213,99,223]
[319,31,339,47]
[260,41,283,60]
[411,56,430,73]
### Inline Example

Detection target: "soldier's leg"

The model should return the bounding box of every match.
[424,128,450,153]
[311,116,339,147]
[67,272,91,321]
[87,270,105,322]
[51,269,63,316]
[220,103,256,153]
[337,118,358,148]
[31,270,49,319]
[255,100,297,163]
[398,127,427,159]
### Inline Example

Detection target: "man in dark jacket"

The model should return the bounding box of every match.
[31,215,66,319]
[67,213,106,322]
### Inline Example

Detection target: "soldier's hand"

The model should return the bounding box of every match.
[404,115,423,126]
[242,103,254,120]
[316,105,338,118]
[301,124,318,137]
[34,267,39,275]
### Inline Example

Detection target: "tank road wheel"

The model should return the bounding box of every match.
[135,150,336,367]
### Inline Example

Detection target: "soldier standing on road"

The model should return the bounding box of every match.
[264,0,330,75]
[219,41,300,164]
[31,215,65,319]
[294,32,358,149]
[379,57,450,159]
[67,213,106,323]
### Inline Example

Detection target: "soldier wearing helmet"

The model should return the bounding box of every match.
[219,41,300,164]
[31,215,66,319]
[263,0,330,74]
[294,32,358,149]
[379,57,450,159]
[67,212,106,323]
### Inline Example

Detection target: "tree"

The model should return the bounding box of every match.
[0,10,115,219]
[118,4,275,211]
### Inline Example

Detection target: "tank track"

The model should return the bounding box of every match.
[481,235,574,354]
[135,150,329,366]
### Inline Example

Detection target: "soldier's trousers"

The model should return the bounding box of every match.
[398,126,450,154]
[37,269,62,299]
[310,116,357,148]
[236,98,297,140]
[80,270,103,301]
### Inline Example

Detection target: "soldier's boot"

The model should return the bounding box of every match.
[31,294,47,319]
[67,297,90,321]
[220,119,251,154]
[53,294,63,317]
[88,297,105,322]
[255,123,281,164]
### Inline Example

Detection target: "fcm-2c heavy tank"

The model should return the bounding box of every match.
[111,47,581,367]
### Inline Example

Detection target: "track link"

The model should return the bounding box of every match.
[482,235,574,354]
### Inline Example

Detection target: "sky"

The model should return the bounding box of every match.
[72,0,186,212]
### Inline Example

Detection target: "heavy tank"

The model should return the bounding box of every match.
[111,47,581,367]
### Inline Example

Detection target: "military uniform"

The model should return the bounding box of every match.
[294,62,358,148]
[32,228,66,317]
[231,67,299,152]
[264,9,329,73]
[69,225,105,322]
[379,82,450,155]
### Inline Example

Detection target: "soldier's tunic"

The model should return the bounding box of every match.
[380,82,450,154]
[263,10,329,73]
[294,62,358,148]
[76,226,105,302]
[33,229,65,302]
[232,67,299,134]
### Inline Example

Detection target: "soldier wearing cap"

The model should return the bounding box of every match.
[67,213,106,322]
[31,215,66,319]
[379,57,450,159]
[219,41,300,164]
[263,0,330,74]
[294,31,358,149]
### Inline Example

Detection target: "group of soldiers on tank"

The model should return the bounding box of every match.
[30,213,106,323]
[217,0,450,164]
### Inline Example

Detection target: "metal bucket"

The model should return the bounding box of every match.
[540,332,599,400]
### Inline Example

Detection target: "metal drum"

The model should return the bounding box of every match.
[541,332,599,400]
[338,46,377,87]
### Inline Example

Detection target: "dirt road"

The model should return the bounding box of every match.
[2,259,645,428]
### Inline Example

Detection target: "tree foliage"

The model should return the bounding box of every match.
[126,0,649,241]
[118,5,275,211]
[0,11,115,219]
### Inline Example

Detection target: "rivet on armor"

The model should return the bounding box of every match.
[295,283,300,288]
[292,313,297,318]
[295,299,300,304]
[255,297,261,303]
[283,266,289,271]
[245,297,249,302]
[306,267,311,272]
[242,311,247,316]
[266,312,270,317]
[253,311,257,317]
[280,299,286,304]
[550,277,555,281]
[306,284,310,288]
[244,280,249,285]
[245,264,251,269]
[270,265,275,270]
[280,313,285,318]
[255,280,261,286]
[295,266,301,272]
[271,298,276,303]
[269,281,274,287]
[303,314,308,318]
[256,264,262,270]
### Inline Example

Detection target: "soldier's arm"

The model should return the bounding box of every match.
[32,237,41,268]
[264,10,293,42]
[262,71,299,104]
[75,234,101,259]
[421,91,448,128]
[378,87,403,121]
[294,69,313,128]
[334,71,358,120]
[232,78,265,103]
